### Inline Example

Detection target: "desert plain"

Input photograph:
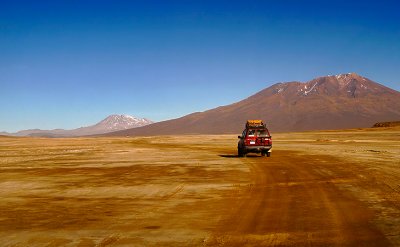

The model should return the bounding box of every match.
[0,127,399,246]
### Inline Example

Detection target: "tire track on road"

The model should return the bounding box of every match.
[206,150,391,246]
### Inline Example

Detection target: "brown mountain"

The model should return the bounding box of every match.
[105,73,400,136]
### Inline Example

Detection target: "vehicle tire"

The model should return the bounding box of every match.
[238,148,244,157]
[267,152,271,157]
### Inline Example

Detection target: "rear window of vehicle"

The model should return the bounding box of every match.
[256,129,269,137]
[247,129,256,137]
[247,129,269,137]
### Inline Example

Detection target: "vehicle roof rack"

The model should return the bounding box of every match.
[246,120,266,128]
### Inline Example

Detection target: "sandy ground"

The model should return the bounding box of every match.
[0,127,399,246]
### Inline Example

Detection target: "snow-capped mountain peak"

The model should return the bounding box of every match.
[96,114,154,130]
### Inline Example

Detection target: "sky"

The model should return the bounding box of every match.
[1,0,399,132]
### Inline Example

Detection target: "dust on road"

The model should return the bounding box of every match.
[0,128,399,246]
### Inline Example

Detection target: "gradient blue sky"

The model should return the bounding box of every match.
[1,0,399,132]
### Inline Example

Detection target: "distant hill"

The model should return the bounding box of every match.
[373,121,400,128]
[5,115,153,137]
[105,73,400,136]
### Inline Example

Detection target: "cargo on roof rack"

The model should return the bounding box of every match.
[246,120,266,128]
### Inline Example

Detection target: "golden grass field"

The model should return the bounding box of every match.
[0,127,399,246]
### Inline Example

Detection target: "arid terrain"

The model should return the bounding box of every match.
[1,127,399,246]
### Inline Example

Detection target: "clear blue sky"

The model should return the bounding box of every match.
[1,0,399,132]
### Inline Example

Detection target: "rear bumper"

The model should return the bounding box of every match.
[243,145,272,153]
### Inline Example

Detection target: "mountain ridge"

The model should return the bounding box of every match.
[3,114,153,137]
[104,73,400,136]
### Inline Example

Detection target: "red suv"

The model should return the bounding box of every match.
[238,120,272,157]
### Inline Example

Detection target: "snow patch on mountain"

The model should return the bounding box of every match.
[272,83,287,94]
[304,82,319,95]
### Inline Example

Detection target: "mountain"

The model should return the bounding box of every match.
[13,129,67,137]
[105,73,400,136]
[67,114,153,136]
[8,115,153,137]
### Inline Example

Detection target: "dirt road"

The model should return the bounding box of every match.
[0,129,399,246]
[207,151,392,246]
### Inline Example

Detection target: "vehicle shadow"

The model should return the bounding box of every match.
[219,154,238,158]
[219,154,262,158]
